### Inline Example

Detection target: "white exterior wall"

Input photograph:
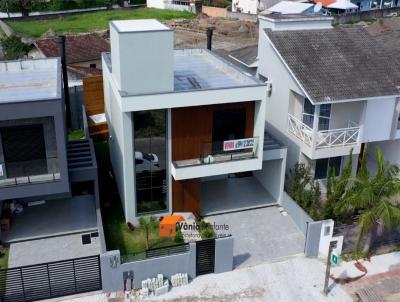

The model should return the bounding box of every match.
[232,0,258,14]
[362,97,397,142]
[110,21,174,95]
[330,101,364,129]
[147,0,166,9]
[258,29,304,172]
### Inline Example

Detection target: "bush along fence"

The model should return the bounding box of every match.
[100,236,233,291]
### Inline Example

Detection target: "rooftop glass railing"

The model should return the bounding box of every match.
[173,137,258,168]
[0,157,60,188]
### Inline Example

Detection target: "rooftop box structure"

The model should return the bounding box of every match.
[110,19,174,95]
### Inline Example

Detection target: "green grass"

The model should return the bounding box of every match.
[102,200,179,257]
[0,249,9,270]
[6,8,195,37]
[68,129,85,141]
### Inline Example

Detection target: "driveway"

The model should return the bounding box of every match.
[205,206,305,268]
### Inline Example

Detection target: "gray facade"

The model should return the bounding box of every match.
[0,99,70,200]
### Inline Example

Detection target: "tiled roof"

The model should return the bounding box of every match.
[228,45,258,67]
[34,33,110,64]
[310,0,336,7]
[265,26,400,103]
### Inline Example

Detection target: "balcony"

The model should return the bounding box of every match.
[0,157,61,188]
[287,114,362,158]
[171,137,261,180]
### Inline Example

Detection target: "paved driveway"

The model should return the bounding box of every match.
[205,207,305,268]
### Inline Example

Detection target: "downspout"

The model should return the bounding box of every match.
[59,35,72,130]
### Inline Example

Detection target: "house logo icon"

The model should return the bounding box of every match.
[159,215,184,238]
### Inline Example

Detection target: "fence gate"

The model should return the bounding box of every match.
[196,239,215,275]
[0,255,102,302]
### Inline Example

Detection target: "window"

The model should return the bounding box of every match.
[89,63,97,69]
[134,110,167,214]
[314,156,342,180]
[212,108,246,153]
[1,124,47,177]
[302,99,331,130]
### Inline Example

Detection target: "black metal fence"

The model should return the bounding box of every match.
[0,255,102,302]
[121,243,190,263]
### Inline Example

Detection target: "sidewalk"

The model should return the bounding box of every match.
[331,252,400,279]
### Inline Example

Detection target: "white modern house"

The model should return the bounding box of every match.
[102,19,287,223]
[256,14,400,190]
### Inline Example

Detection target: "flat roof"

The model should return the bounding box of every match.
[0,58,61,104]
[111,19,171,33]
[103,48,264,95]
[173,49,262,91]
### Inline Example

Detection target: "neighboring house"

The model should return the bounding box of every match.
[0,58,101,268]
[30,33,110,83]
[147,0,198,12]
[256,14,400,191]
[227,45,258,75]
[266,1,316,14]
[232,0,310,15]
[102,19,287,223]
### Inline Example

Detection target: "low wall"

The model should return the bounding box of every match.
[202,6,227,17]
[101,236,234,292]
[282,192,314,236]
[226,11,257,21]
[333,6,400,25]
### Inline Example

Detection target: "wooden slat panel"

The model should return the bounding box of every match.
[172,102,255,161]
[82,76,105,116]
[172,178,200,216]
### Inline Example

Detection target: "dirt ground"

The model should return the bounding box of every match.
[166,16,258,51]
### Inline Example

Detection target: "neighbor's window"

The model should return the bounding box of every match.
[314,156,342,180]
[133,110,167,214]
[302,98,331,130]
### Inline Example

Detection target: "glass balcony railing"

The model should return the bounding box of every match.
[0,157,61,188]
[173,137,259,168]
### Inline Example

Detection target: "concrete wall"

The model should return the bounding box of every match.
[214,236,234,273]
[232,0,258,15]
[101,237,234,291]
[281,192,313,236]
[333,6,400,25]
[202,6,227,17]
[0,99,70,200]
[254,156,286,203]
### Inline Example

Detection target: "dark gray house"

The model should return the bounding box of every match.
[0,58,70,199]
[0,58,103,276]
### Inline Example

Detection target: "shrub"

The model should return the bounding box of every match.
[286,163,321,220]
[1,35,31,59]
[198,220,215,240]
[174,228,184,243]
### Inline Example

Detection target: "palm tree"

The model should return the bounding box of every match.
[139,216,158,250]
[339,146,400,254]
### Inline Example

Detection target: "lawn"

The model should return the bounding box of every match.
[0,248,9,270]
[6,8,195,37]
[102,200,181,259]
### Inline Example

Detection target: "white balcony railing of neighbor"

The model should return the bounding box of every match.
[288,114,361,149]
[287,114,313,147]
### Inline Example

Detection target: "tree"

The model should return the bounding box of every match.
[286,163,321,219]
[339,146,400,254]
[18,0,32,16]
[324,149,353,220]
[138,216,158,250]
